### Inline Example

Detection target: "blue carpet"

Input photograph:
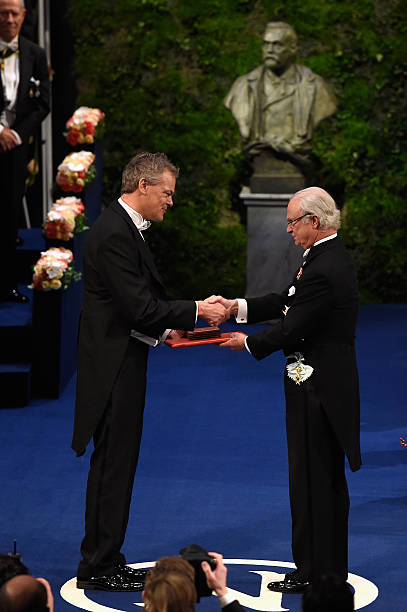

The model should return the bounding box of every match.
[0,305,406,611]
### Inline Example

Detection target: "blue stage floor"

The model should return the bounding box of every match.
[0,305,406,611]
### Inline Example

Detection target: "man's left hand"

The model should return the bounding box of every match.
[168,330,186,340]
[220,332,247,351]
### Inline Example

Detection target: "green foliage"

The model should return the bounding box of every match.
[69,0,407,301]
[74,213,89,235]
[62,263,82,290]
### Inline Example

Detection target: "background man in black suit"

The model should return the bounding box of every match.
[214,186,361,594]
[0,0,50,302]
[72,152,226,592]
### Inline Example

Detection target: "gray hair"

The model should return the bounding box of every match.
[121,151,179,194]
[264,22,298,46]
[295,186,341,230]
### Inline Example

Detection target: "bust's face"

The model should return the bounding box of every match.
[262,27,297,74]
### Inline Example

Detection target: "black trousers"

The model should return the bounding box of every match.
[285,374,349,582]
[0,144,28,291]
[77,340,148,579]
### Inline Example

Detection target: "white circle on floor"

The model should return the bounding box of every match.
[60,559,378,611]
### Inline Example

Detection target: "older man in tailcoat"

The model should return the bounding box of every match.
[0,0,50,302]
[216,187,361,593]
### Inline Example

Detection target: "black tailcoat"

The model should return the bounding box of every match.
[73,200,196,455]
[246,236,361,472]
[0,36,50,142]
[0,35,50,289]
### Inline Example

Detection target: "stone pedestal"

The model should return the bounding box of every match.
[241,188,303,297]
[250,151,306,194]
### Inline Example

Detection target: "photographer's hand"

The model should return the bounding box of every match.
[201,551,228,598]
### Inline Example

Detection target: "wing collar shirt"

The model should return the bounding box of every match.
[0,35,22,144]
[235,233,338,353]
[118,197,197,346]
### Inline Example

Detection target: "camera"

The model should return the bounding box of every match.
[179,544,217,600]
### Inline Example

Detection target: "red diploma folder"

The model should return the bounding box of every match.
[165,332,233,348]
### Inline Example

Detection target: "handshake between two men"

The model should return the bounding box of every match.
[170,295,248,352]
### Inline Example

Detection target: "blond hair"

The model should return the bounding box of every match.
[143,557,197,612]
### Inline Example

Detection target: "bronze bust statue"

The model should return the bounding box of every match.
[225,22,337,188]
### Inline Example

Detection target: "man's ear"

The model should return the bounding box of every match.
[138,177,148,194]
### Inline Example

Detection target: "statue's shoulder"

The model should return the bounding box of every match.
[225,65,263,107]
[232,64,263,86]
[295,63,331,87]
[294,64,337,117]
[294,63,318,81]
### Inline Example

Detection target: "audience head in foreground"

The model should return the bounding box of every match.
[143,551,244,611]
[0,554,54,612]
[143,556,196,612]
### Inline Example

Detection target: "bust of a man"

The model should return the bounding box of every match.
[224,22,337,172]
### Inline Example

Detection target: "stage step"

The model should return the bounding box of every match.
[0,283,32,407]
[1,223,86,406]
[0,292,32,363]
[16,228,47,284]
[0,362,31,407]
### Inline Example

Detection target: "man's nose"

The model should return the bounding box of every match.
[167,196,173,207]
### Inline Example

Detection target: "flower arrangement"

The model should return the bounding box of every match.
[56,151,96,193]
[43,197,87,241]
[31,248,81,291]
[65,106,105,146]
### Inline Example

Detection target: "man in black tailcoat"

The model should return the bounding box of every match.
[72,152,226,592]
[0,0,50,302]
[215,186,361,593]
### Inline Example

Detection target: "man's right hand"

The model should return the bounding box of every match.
[206,295,238,317]
[36,578,54,612]
[201,552,228,598]
[0,127,19,151]
[197,299,228,326]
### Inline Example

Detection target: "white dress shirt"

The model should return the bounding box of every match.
[0,35,22,144]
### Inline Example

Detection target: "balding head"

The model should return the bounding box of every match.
[0,575,48,612]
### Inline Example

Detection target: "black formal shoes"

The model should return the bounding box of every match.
[113,561,148,580]
[77,569,144,592]
[0,288,29,303]
[267,570,311,594]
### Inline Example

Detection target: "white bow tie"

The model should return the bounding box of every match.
[0,41,18,52]
[137,219,151,231]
